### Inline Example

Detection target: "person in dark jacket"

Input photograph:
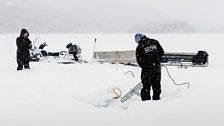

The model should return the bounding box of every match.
[16,29,32,70]
[66,43,81,61]
[135,33,164,101]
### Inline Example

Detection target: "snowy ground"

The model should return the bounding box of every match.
[0,33,224,126]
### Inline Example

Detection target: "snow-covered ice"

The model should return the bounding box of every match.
[0,33,223,126]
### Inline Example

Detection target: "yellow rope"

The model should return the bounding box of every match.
[107,86,122,99]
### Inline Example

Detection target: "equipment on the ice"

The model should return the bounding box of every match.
[91,38,97,64]
[30,42,83,63]
[93,50,209,68]
[161,51,208,67]
[107,87,122,99]
[124,71,135,78]
[121,82,143,103]
[163,64,190,88]
[39,42,48,49]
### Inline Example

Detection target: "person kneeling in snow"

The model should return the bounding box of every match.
[66,43,81,61]
[135,33,164,101]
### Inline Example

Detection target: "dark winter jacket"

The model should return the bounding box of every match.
[16,29,32,51]
[68,45,78,54]
[16,29,32,63]
[136,37,164,69]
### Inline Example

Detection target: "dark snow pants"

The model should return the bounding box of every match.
[140,64,162,100]
[69,52,78,61]
[17,49,30,70]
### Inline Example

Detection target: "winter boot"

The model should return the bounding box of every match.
[141,88,151,101]
[152,88,161,100]
[17,64,23,71]
[73,54,79,61]
[17,67,23,71]
[24,64,30,69]
[152,95,160,100]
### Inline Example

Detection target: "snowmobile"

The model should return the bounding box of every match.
[30,42,83,64]
[161,51,208,67]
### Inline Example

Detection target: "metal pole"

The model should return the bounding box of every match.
[91,38,97,64]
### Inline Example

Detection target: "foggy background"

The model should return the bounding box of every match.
[1,0,224,33]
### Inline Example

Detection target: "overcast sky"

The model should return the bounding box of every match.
[1,0,224,32]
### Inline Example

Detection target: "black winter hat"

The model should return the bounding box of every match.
[66,43,72,49]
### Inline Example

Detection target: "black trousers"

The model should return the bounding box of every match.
[69,52,78,61]
[141,65,162,97]
[17,49,30,70]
